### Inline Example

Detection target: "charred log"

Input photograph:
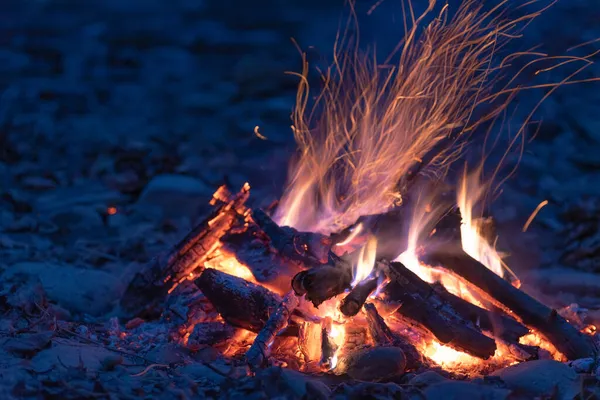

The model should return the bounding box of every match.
[194,268,281,332]
[420,245,598,360]
[340,277,379,317]
[292,256,353,307]
[252,208,333,265]
[384,262,497,359]
[120,184,250,316]
[364,303,423,370]
[246,291,300,370]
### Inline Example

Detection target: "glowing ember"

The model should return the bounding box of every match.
[204,246,256,283]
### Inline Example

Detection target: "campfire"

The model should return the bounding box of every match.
[120,0,598,382]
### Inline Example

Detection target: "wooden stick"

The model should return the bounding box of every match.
[194,268,281,332]
[245,291,299,369]
[420,244,598,360]
[340,277,378,317]
[384,262,497,359]
[120,184,250,316]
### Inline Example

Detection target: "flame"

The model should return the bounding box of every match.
[351,235,377,286]
[204,247,257,283]
[274,1,524,234]
[457,168,505,278]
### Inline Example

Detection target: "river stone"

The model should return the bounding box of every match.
[2,262,121,316]
[339,346,406,382]
[491,359,580,400]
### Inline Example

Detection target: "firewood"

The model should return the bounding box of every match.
[120,184,250,316]
[186,322,235,349]
[246,291,300,369]
[383,262,497,359]
[194,268,281,332]
[420,244,598,360]
[364,303,423,370]
[292,256,353,307]
[428,282,529,342]
[252,208,333,265]
[339,277,379,317]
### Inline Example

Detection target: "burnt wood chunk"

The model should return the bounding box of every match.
[246,291,300,369]
[120,184,250,316]
[292,257,353,307]
[340,277,379,317]
[384,261,497,359]
[194,268,281,332]
[420,245,598,360]
[252,208,333,265]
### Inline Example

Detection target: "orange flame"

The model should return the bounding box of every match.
[274,1,524,234]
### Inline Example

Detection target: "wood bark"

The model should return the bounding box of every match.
[194,268,281,332]
[245,291,300,369]
[420,244,598,360]
[120,184,250,316]
[383,262,497,359]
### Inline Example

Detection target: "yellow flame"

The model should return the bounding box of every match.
[352,235,378,286]
[457,167,505,278]
[274,1,523,234]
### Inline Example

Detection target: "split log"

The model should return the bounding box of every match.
[292,256,353,307]
[420,245,598,360]
[364,303,423,370]
[382,259,528,342]
[339,277,378,317]
[120,184,250,316]
[383,262,497,359]
[252,208,333,265]
[194,268,280,332]
[428,282,529,342]
[246,291,300,369]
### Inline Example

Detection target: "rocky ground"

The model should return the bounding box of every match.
[1,0,600,398]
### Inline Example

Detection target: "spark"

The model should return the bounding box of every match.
[522,200,549,232]
[254,125,267,140]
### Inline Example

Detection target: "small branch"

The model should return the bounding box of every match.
[245,291,300,370]
[340,277,378,317]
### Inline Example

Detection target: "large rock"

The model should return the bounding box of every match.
[491,360,580,400]
[136,174,213,219]
[2,262,121,316]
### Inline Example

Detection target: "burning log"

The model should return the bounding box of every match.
[246,291,300,369]
[292,256,353,307]
[252,208,333,265]
[383,262,497,359]
[339,277,379,317]
[428,282,529,342]
[194,268,281,332]
[121,184,250,316]
[420,245,598,360]
[364,303,423,370]
[186,322,235,349]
